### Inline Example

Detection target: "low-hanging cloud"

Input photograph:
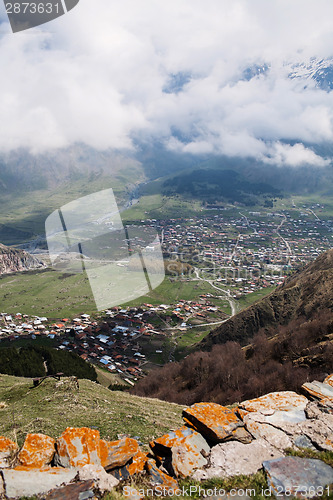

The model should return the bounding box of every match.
[0,0,333,166]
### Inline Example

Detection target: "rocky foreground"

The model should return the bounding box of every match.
[0,376,332,499]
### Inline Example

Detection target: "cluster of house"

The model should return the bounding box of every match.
[157,207,332,297]
[0,310,148,383]
[0,298,224,383]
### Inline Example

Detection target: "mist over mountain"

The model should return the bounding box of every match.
[1,1,333,168]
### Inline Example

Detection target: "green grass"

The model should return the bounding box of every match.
[101,470,270,499]
[0,166,145,246]
[122,195,204,221]
[237,286,276,309]
[0,269,232,318]
[95,367,128,388]
[0,374,183,448]
[0,269,96,318]
[124,278,230,308]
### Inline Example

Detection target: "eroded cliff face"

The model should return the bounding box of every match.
[0,244,45,275]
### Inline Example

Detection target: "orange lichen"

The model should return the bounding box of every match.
[127,451,148,475]
[150,426,195,456]
[100,437,140,469]
[56,427,101,467]
[183,402,242,441]
[324,374,333,387]
[240,392,308,412]
[18,433,55,468]
[0,436,17,453]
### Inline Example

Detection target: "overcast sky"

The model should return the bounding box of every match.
[0,0,333,166]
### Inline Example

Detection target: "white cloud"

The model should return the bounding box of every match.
[0,0,333,166]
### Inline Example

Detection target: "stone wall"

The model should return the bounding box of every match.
[0,375,332,499]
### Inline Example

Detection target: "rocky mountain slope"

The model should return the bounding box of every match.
[0,243,45,275]
[200,248,333,349]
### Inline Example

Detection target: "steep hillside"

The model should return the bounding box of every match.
[131,250,333,405]
[200,249,333,349]
[0,243,45,275]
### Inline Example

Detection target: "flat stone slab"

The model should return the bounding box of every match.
[183,403,243,442]
[45,480,95,500]
[243,414,293,451]
[263,456,333,497]
[171,432,210,478]
[2,467,77,498]
[192,438,283,480]
[240,392,308,414]
[302,381,333,402]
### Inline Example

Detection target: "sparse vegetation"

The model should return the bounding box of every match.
[0,374,183,448]
[132,309,333,405]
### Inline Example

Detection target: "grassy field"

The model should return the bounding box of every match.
[95,367,128,388]
[123,194,205,222]
[0,269,96,318]
[237,286,276,310]
[125,278,232,311]
[0,268,233,317]
[0,374,183,448]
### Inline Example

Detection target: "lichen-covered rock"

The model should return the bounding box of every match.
[2,467,77,498]
[100,437,140,470]
[324,374,333,387]
[146,459,178,493]
[243,415,293,451]
[183,403,243,442]
[297,417,333,451]
[150,426,210,478]
[150,426,194,458]
[240,392,308,414]
[263,456,333,497]
[192,439,283,480]
[170,432,210,478]
[0,436,18,468]
[113,451,148,480]
[227,426,253,444]
[78,463,119,492]
[18,433,55,468]
[302,380,333,402]
[242,401,333,453]
[54,427,101,468]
